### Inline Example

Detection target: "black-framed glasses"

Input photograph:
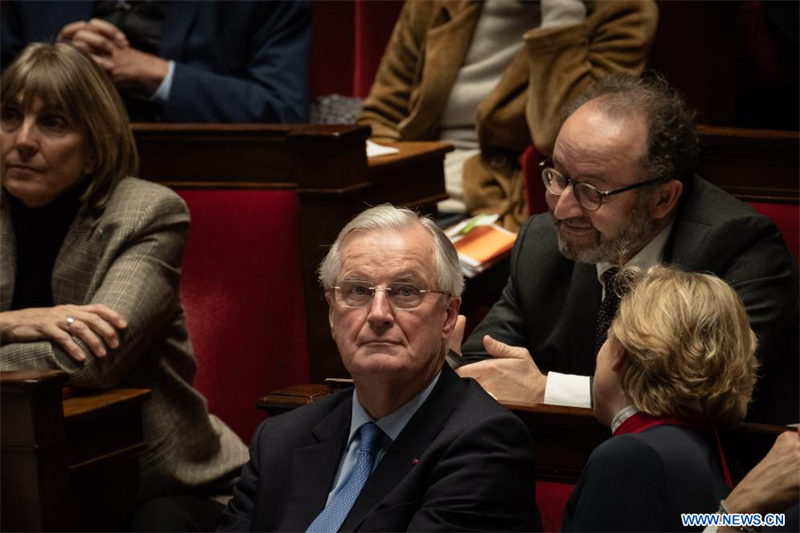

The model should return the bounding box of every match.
[331,281,448,310]
[539,160,664,211]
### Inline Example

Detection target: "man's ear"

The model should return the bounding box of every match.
[441,297,461,338]
[651,179,683,220]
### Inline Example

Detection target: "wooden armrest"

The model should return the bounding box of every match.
[64,388,151,421]
[1,370,69,450]
[1,369,151,531]
[0,368,70,388]
[258,383,338,416]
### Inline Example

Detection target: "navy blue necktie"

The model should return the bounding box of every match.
[595,267,621,356]
[306,422,383,533]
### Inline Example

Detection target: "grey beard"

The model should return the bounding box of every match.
[555,198,659,265]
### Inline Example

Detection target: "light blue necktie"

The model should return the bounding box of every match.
[306,422,382,533]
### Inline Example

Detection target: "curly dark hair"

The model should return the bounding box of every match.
[562,72,699,194]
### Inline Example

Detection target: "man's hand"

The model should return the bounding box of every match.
[723,430,800,518]
[96,46,170,95]
[0,305,127,363]
[57,18,169,96]
[57,18,129,52]
[456,335,546,405]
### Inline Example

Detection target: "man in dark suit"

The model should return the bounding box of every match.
[0,0,311,123]
[218,205,541,532]
[456,73,799,425]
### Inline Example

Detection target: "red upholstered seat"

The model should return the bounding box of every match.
[749,201,800,264]
[310,0,404,97]
[536,481,575,532]
[522,145,547,216]
[177,190,310,442]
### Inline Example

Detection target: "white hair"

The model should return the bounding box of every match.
[318,204,464,296]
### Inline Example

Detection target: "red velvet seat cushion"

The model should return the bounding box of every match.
[749,201,800,264]
[177,190,310,442]
[522,145,547,216]
[536,481,575,532]
[311,0,404,97]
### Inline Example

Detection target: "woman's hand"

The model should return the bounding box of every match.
[0,305,127,363]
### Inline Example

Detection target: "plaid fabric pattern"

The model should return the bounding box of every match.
[0,178,247,503]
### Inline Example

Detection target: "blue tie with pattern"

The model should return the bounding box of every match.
[306,422,383,533]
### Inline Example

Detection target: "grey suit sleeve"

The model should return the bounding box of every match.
[0,192,190,389]
[719,216,797,362]
[709,213,799,423]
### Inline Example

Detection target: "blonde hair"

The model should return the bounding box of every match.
[610,265,758,426]
[1,42,138,209]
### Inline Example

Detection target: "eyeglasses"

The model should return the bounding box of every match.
[539,160,664,211]
[331,281,448,310]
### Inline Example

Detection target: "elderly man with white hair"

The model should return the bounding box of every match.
[218,204,542,532]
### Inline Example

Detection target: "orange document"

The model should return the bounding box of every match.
[454,225,516,264]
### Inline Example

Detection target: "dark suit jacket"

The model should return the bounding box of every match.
[218,365,542,532]
[462,176,799,424]
[0,0,310,123]
[562,424,732,532]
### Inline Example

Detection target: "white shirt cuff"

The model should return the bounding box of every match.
[544,372,591,408]
[150,60,175,103]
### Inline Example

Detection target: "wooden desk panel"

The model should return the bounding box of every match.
[697,125,799,203]
[133,124,451,381]
[258,383,788,484]
[1,370,70,532]
[1,370,150,532]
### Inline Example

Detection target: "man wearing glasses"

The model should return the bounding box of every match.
[456,73,798,425]
[218,205,542,532]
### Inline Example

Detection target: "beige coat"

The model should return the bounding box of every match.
[358,0,658,230]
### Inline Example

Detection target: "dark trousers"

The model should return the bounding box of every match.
[123,496,226,532]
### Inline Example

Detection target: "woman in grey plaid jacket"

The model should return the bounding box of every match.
[0,43,247,531]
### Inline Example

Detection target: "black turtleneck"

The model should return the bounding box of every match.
[10,184,85,310]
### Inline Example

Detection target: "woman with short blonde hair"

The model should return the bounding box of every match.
[563,265,758,531]
[611,266,758,426]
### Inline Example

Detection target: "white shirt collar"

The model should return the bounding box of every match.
[350,370,442,444]
[611,404,639,434]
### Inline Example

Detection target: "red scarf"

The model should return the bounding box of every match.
[614,411,733,489]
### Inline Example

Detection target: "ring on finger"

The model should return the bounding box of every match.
[66,316,75,332]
